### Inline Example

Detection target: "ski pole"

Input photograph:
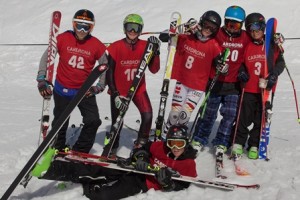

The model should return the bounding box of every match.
[278,43,300,123]
[230,86,245,157]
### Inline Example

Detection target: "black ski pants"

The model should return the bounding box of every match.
[42,159,148,200]
[52,91,102,152]
[235,92,262,148]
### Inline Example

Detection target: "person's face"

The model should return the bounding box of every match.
[167,139,186,157]
[124,23,142,40]
[224,19,243,34]
[73,22,93,40]
[248,22,265,40]
[201,20,218,37]
[171,147,185,157]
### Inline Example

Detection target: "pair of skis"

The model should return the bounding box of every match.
[154,12,181,141]
[59,150,260,190]
[258,18,278,160]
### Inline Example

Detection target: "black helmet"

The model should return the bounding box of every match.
[200,10,222,28]
[73,9,95,33]
[199,10,221,37]
[245,13,266,32]
[166,124,189,146]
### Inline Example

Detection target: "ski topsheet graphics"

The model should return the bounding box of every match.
[259,18,277,160]
[39,11,61,144]
[154,12,181,141]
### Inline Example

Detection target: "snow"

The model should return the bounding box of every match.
[1,0,300,199]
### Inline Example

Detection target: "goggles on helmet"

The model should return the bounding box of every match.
[74,22,92,33]
[225,19,242,31]
[124,23,143,33]
[201,20,218,33]
[249,22,266,31]
[167,139,187,149]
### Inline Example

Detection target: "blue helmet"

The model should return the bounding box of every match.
[224,5,246,22]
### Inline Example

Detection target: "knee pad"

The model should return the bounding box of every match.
[168,110,180,125]
[178,108,191,125]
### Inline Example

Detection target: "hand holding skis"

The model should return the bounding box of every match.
[85,83,105,97]
[37,75,53,97]
[148,36,161,55]
[155,167,175,191]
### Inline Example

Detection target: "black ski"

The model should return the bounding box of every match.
[102,39,159,157]
[1,64,108,200]
[154,12,181,141]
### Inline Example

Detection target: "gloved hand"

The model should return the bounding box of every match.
[237,66,249,83]
[266,73,278,90]
[184,18,199,34]
[148,36,161,55]
[155,167,175,191]
[37,75,52,97]
[131,149,150,172]
[86,83,105,97]
[274,33,285,46]
[216,63,229,75]
[114,95,129,112]
[135,159,150,172]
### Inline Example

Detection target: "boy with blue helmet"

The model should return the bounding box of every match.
[192,5,251,155]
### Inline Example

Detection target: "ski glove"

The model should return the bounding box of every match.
[155,167,175,191]
[132,149,150,172]
[37,75,52,98]
[86,83,105,97]
[274,33,285,46]
[237,65,249,83]
[216,62,229,75]
[114,95,129,112]
[266,73,278,90]
[148,36,161,55]
[184,18,199,34]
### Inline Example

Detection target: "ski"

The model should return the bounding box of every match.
[38,11,62,145]
[102,39,159,157]
[215,152,227,179]
[63,153,260,190]
[0,64,108,200]
[259,18,277,160]
[154,12,181,141]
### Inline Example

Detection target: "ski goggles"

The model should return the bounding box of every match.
[248,22,266,31]
[167,139,187,149]
[201,21,218,33]
[124,23,143,33]
[225,19,243,31]
[74,22,92,33]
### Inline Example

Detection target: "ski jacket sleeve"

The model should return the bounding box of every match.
[273,52,286,76]
[148,55,160,74]
[37,49,48,78]
[96,52,109,89]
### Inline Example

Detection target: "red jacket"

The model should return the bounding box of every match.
[243,42,280,93]
[107,39,160,96]
[213,28,251,83]
[145,141,197,190]
[56,31,106,88]
[172,34,222,91]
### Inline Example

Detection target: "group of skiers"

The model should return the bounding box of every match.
[34,5,286,199]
